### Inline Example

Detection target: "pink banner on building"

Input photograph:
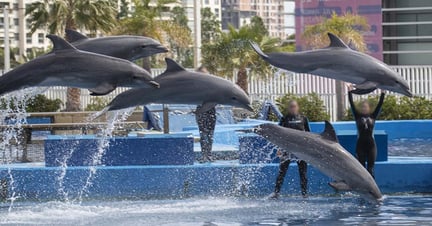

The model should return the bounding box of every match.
[295,0,383,60]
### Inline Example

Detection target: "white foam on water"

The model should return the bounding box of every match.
[0,195,431,225]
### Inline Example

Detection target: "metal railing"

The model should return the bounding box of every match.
[42,66,432,121]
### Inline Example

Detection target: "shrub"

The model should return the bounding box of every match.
[343,95,432,120]
[0,94,63,112]
[85,97,110,111]
[276,93,330,121]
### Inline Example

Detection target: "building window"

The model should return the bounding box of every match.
[38,33,44,44]
[205,0,209,4]
[26,33,32,44]
[14,33,18,41]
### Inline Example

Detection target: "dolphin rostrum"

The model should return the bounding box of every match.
[0,35,159,96]
[66,29,168,61]
[106,58,253,112]
[255,121,383,202]
[251,33,412,97]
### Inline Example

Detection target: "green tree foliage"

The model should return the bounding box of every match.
[117,0,129,19]
[344,95,432,120]
[1,95,62,112]
[202,16,289,92]
[276,93,330,122]
[302,12,370,51]
[26,0,118,112]
[170,6,193,67]
[0,48,20,70]
[201,7,221,43]
[115,0,192,69]
[85,97,110,111]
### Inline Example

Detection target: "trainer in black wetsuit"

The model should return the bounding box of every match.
[195,66,217,163]
[348,90,385,178]
[270,100,310,198]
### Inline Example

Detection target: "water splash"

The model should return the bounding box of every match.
[76,107,135,202]
[55,139,80,202]
[0,88,46,211]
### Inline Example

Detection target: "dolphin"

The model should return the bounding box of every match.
[255,121,383,202]
[251,33,412,97]
[0,35,159,96]
[106,58,253,112]
[66,29,168,61]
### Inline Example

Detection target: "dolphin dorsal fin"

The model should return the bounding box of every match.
[320,121,339,142]
[327,33,349,48]
[46,35,77,51]
[65,29,88,42]
[164,58,185,73]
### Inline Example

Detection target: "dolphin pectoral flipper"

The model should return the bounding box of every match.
[329,181,351,191]
[65,29,89,42]
[351,87,377,95]
[196,102,217,114]
[249,41,269,59]
[89,83,116,96]
[353,81,378,95]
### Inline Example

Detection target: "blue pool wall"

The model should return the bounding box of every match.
[1,159,431,201]
[45,134,194,167]
[183,120,432,146]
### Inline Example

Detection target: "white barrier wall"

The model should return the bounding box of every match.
[42,66,432,121]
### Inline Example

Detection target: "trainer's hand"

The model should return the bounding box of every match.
[346,83,354,91]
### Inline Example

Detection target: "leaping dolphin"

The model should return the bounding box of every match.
[0,35,159,96]
[251,33,412,97]
[66,30,168,61]
[255,122,383,202]
[106,58,253,112]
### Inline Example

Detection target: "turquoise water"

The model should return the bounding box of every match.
[1,195,431,225]
[389,139,432,157]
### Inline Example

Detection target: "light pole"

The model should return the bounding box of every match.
[4,5,10,73]
[193,0,201,68]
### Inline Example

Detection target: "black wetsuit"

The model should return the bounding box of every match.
[195,106,217,162]
[274,114,310,196]
[348,91,385,178]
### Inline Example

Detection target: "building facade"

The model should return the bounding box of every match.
[382,0,432,65]
[221,0,286,38]
[0,0,49,58]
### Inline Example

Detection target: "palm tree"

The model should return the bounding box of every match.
[202,19,289,93]
[301,12,370,120]
[114,0,192,71]
[26,0,118,111]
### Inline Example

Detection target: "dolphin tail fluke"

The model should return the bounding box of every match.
[250,41,269,59]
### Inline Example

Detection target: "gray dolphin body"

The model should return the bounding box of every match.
[255,122,383,202]
[66,30,168,61]
[0,35,159,96]
[106,58,253,112]
[251,33,412,97]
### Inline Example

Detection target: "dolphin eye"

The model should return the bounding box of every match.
[232,97,237,100]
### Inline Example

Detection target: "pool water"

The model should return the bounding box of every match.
[388,139,432,157]
[1,195,431,225]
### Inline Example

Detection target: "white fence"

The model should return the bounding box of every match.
[43,66,432,120]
